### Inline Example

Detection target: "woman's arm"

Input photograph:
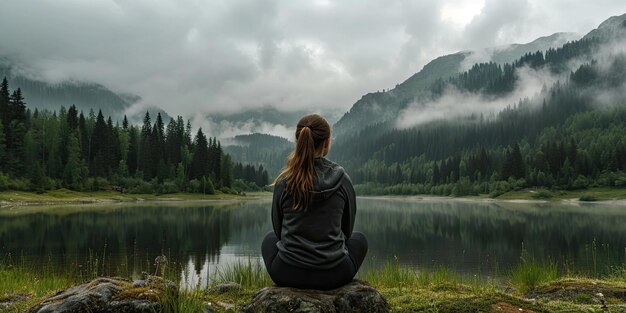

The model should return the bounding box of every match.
[341,173,356,240]
[271,180,285,239]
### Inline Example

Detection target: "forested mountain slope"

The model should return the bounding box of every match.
[327,13,626,195]
[0,59,133,117]
[332,32,579,139]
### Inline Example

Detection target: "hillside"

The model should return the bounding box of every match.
[326,13,626,196]
[332,32,580,139]
[0,59,133,117]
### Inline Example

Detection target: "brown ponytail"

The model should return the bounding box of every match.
[275,114,331,211]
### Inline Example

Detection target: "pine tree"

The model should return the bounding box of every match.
[190,129,209,179]
[63,132,88,190]
[139,112,153,179]
[67,105,79,130]
[0,78,10,127]
[9,88,26,123]
[0,119,6,170]
[90,110,109,177]
[127,126,139,175]
[221,154,233,188]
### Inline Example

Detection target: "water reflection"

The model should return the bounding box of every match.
[0,198,624,287]
[356,198,626,276]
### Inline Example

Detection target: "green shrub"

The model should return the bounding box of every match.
[489,189,506,198]
[9,178,31,191]
[189,179,201,193]
[0,173,9,191]
[159,181,179,194]
[572,175,589,189]
[579,194,597,202]
[531,189,552,199]
[128,180,154,194]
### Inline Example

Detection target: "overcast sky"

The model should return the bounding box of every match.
[1,0,626,120]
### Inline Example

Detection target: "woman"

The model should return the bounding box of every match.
[261,114,368,290]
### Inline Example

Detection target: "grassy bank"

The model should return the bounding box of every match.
[0,189,272,206]
[357,187,626,203]
[3,187,626,207]
[2,259,625,312]
[489,187,626,202]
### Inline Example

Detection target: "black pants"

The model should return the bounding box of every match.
[261,231,368,290]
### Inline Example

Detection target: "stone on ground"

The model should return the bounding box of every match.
[29,275,177,313]
[244,280,389,313]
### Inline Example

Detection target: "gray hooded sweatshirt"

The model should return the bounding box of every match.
[272,157,357,270]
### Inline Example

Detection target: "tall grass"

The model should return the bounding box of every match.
[0,265,76,296]
[510,259,558,293]
[607,264,626,281]
[361,257,418,287]
[360,257,461,289]
[159,288,206,313]
[213,258,272,289]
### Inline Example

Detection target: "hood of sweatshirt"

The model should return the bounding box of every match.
[311,157,346,201]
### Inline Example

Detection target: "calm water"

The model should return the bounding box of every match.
[0,198,625,287]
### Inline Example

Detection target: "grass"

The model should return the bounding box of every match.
[0,265,80,312]
[494,187,626,201]
[2,259,626,312]
[510,259,558,293]
[213,259,273,289]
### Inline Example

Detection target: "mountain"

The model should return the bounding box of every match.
[332,32,580,139]
[583,12,626,40]
[0,59,135,119]
[325,13,626,196]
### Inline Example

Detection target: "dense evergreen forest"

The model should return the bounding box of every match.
[0,78,268,194]
[329,31,626,196]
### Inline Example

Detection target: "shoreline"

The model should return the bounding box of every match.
[0,190,273,207]
[2,187,626,207]
[358,187,626,206]
[358,194,626,206]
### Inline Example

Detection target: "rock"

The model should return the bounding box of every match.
[244,280,389,313]
[207,282,242,294]
[525,279,626,302]
[29,276,177,313]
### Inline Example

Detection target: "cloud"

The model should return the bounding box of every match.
[396,65,561,128]
[1,0,625,139]
[397,37,626,129]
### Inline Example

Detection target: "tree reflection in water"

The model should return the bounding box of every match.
[0,198,624,284]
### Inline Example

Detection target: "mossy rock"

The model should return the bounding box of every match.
[29,276,177,313]
[244,280,389,313]
[526,279,626,302]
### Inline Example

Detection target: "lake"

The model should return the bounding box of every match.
[0,197,625,288]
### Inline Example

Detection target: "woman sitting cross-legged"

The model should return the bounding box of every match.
[261,114,368,290]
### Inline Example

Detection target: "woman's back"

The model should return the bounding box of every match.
[272,157,356,269]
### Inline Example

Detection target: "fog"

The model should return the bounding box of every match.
[396,39,626,129]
